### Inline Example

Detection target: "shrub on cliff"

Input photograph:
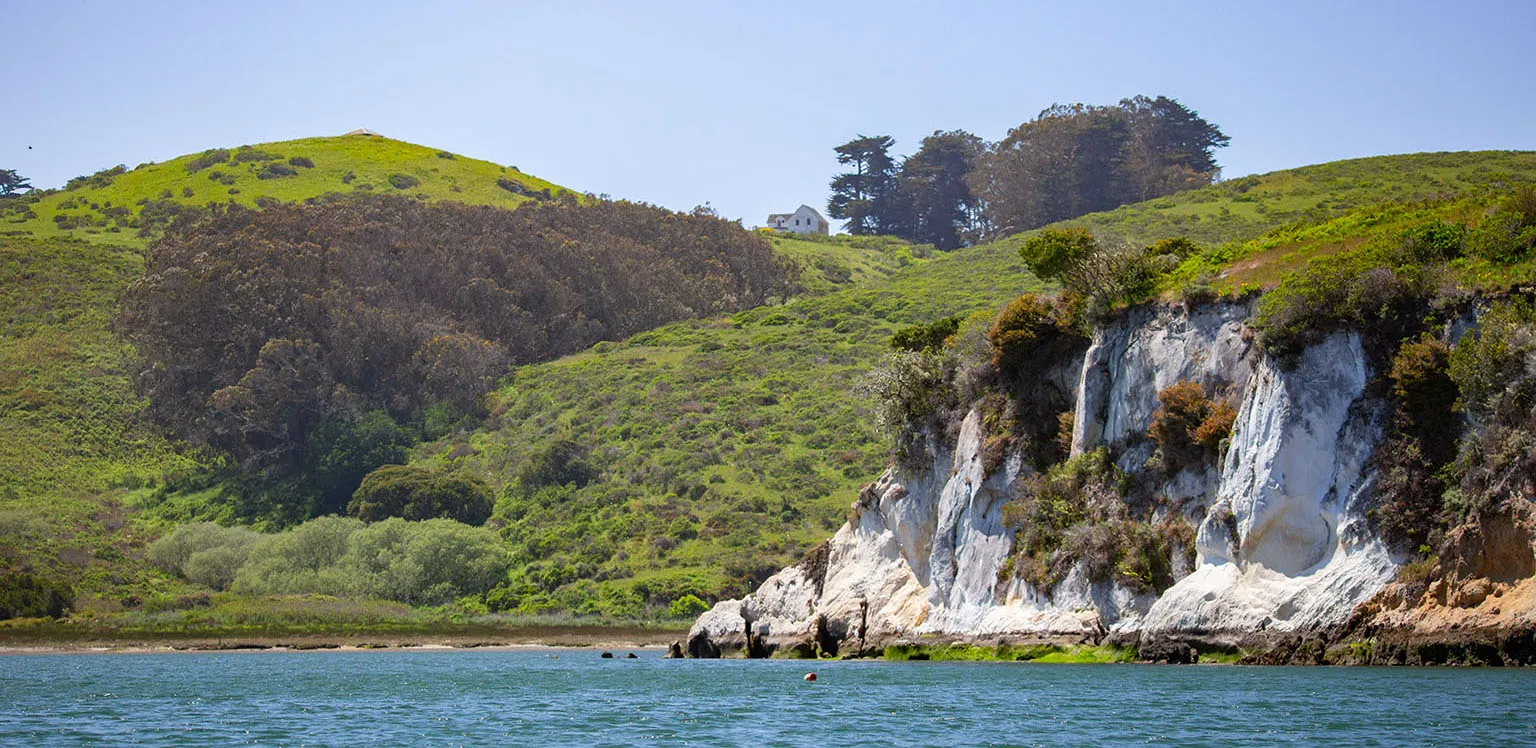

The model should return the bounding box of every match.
[1445,297,1536,518]
[986,293,1086,380]
[1017,227,1157,315]
[1000,449,1192,594]
[1147,381,1235,472]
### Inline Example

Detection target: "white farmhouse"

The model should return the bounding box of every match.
[766,205,830,236]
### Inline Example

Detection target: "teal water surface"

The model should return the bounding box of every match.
[2,650,1534,746]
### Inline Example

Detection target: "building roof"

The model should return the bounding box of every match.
[345,128,382,137]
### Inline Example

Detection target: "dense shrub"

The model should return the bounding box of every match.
[387,173,420,190]
[1147,381,1235,472]
[1000,449,1190,594]
[668,593,710,618]
[986,293,1086,380]
[231,147,279,163]
[1444,297,1536,519]
[1252,250,1433,360]
[890,315,961,353]
[1017,227,1158,314]
[0,573,72,619]
[302,411,414,515]
[857,351,951,439]
[231,516,509,606]
[1394,220,1465,264]
[1449,298,1536,419]
[186,149,232,173]
[516,439,598,490]
[288,156,315,168]
[147,522,263,590]
[257,163,297,180]
[348,465,493,525]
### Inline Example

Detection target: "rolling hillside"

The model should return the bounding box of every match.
[392,151,1536,616]
[3,147,1534,625]
[0,133,572,246]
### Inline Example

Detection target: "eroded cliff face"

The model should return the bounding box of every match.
[687,301,1416,658]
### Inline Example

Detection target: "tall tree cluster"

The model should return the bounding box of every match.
[118,194,791,481]
[827,131,985,249]
[827,96,1228,245]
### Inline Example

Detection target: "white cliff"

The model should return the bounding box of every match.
[1139,332,1398,646]
[688,303,1403,657]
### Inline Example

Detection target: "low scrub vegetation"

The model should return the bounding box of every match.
[1147,381,1236,473]
[1000,450,1193,595]
[150,517,508,607]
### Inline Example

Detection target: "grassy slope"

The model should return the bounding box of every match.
[419,150,1536,615]
[1,134,570,246]
[4,147,1534,620]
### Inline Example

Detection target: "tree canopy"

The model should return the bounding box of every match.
[118,194,793,494]
[0,169,31,197]
[973,97,1228,236]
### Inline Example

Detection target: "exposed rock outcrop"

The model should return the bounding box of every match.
[687,300,1526,660]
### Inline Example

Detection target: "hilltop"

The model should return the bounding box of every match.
[3,147,1534,630]
[0,133,572,245]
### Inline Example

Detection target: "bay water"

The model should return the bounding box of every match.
[3,649,1533,746]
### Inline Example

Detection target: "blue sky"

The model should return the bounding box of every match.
[4,1,1533,227]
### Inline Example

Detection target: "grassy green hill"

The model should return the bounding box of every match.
[0,134,572,246]
[390,151,1536,616]
[3,147,1534,628]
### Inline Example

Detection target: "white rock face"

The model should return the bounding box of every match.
[1140,332,1398,642]
[1071,301,1257,506]
[688,308,1401,656]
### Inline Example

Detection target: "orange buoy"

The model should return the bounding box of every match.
[804,672,817,682]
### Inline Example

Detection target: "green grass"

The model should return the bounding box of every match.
[1,134,573,246]
[1040,150,1536,249]
[0,237,213,603]
[4,147,1535,625]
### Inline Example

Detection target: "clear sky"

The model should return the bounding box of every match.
[5,0,1534,228]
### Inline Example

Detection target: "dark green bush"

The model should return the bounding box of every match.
[1253,249,1432,360]
[348,465,493,525]
[186,149,231,173]
[388,173,420,190]
[232,146,279,163]
[1393,220,1465,264]
[288,156,315,168]
[890,315,961,353]
[302,411,414,515]
[0,573,72,619]
[517,439,598,490]
[1018,227,1160,314]
[257,163,297,180]
[986,293,1085,379]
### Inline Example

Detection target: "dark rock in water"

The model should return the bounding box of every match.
[600,651,614,659]
[626,652,638,659]
[664,641,685,659]
[1139,638,1196,664]
[687,632,721,659]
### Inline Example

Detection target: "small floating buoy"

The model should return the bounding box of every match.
[804,672,817,682]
